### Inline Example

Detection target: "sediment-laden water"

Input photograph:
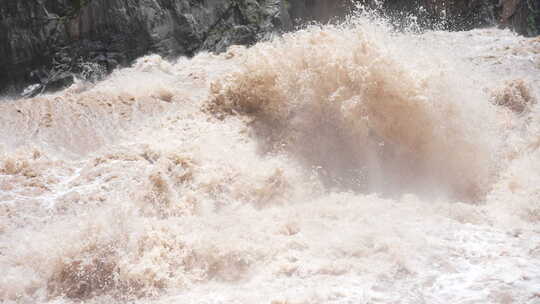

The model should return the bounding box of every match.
[1,15,540,304]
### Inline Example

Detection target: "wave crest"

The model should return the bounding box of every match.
[208,23,499,200]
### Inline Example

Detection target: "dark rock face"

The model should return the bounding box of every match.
[0,0,292,95]
[1,0,537,96]
[409,0,539,35]
[498,0,540,36]
[288,0,353,23]
[290,0,539,35]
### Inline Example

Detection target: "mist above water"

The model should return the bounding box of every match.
[1,12,540,304]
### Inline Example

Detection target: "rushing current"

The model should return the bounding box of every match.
[1,13,540,304]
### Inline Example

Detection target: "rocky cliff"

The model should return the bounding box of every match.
[0,0,293,95]
[1,0,538,96]
[289,0,539,35]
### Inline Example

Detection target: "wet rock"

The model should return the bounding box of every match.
[46,72,74,92]
[0,0,294,95]
[21,84,45,99]
[497,0,540,36]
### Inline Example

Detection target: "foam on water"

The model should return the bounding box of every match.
[1,14,540,304]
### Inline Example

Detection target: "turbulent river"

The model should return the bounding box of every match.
[1,14,540,304]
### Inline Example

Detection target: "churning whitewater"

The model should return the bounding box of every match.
[1,15,540,304]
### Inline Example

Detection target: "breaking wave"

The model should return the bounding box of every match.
[207,20,501,201]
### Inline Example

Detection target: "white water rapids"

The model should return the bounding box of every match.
[1,15,540,304]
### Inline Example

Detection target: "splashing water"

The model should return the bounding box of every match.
[1,15,540,304]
